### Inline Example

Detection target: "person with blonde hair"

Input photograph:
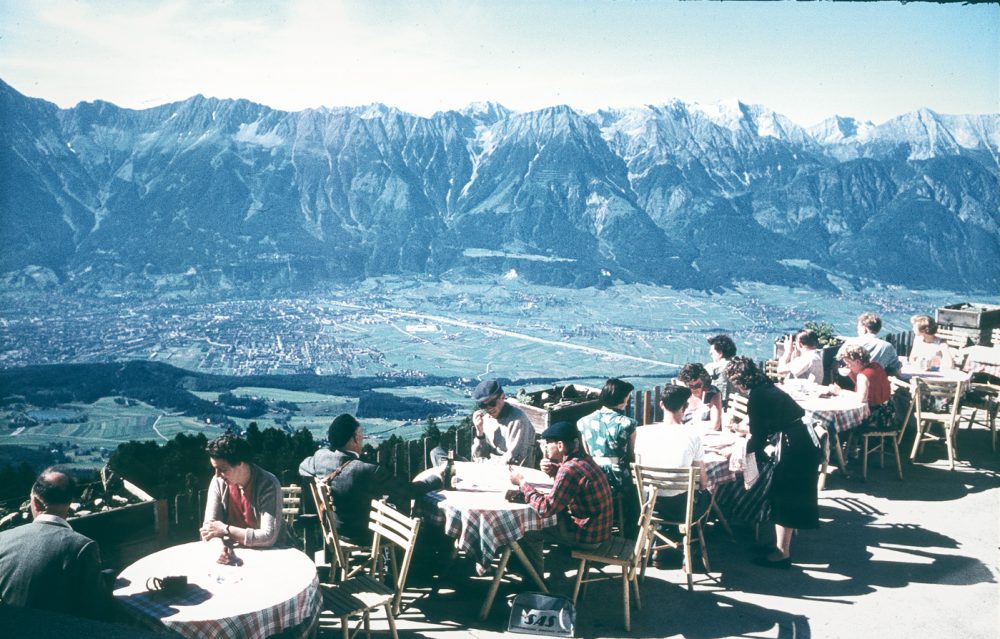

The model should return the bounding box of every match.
[908,315,954,370]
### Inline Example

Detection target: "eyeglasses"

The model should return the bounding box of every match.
[688,382,704,390]
[478,396,503,409]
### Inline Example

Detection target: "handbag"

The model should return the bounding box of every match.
[508,591,576,636]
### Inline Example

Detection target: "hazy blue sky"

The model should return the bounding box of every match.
[0,0,996,126]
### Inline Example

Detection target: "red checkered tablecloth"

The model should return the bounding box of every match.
[114,542,321,639]
[421,462,557,571]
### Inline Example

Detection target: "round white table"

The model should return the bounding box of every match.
[114,541,321,639]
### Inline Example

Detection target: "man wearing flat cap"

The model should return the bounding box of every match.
[470,379,537,467]
[510,421,613,576]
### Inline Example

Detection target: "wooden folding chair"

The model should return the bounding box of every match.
[846,406,904,481]
[319,499,422,639]
[935,327,970,350]
[570,490,656,632]
[281,484,302,527]
[910,378,965,470]
[632,463,711,591]
[726,392,749,432]
[961,381,999,452]
[310,479,368,582]
[891,376,916,445]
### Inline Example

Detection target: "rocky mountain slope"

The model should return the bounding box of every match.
[1,80,997,293]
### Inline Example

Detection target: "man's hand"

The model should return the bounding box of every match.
[540,458,556,477]
[509,469,525,487]
[472,409,485,435]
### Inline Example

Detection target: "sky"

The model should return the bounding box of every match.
[0,0,996,127]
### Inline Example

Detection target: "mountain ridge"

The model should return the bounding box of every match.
[1,79,997,294]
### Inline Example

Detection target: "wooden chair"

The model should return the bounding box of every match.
[281,484,302,527]
[936,327,970,350]
[632,463,711,591]
[318,499,421,639]
[726,392,749,432]
[570,490,656,632]
[961,381,999,452]
[891,376,916,445]
[310,479,368,582]
[846,406,904,481]
[764,359,782,383]
[910,379,965,470]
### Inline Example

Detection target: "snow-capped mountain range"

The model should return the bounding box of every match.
[1,79,997,293]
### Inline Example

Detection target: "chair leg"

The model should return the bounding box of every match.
[710,496,734,537]
[622,563,631,632]
[946,424,956,470]
[572,559,587,603]
[384,603,398,639]
[341,616,350,639]
[892,437,903,480]
[697,522,711,573]
[364,610,371,639]
[861,436,870,481]
[631,566,642,610]
[683,535,693,592]
[910,420,924,460]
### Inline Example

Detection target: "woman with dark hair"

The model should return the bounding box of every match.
[577,378,637,493]
[200,434,288,548]
[677,363,723,431]
[777,329,824,382]
[707,334,738,406]
[726,356,820,568]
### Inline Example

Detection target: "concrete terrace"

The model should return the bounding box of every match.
[317,427,999,639]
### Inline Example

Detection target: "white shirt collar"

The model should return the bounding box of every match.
[34,513,72,528]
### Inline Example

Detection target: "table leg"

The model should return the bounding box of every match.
[479,546,513,621]
[510,540,548,592]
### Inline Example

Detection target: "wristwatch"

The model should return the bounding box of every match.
[225,524,231,536]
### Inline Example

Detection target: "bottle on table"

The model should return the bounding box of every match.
[443,449,456,490]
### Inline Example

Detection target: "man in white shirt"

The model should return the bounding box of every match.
[838,313,901,376]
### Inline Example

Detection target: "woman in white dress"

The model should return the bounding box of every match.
[908,315,954,370]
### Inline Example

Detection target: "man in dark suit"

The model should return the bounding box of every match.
[299,414,399,543]
[0,468,110,619]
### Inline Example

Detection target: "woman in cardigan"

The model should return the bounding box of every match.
[200,434,289,548]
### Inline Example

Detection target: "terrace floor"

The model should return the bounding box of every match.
[316,427,999,639]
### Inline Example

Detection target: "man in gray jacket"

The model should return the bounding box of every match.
[0,468,109,619]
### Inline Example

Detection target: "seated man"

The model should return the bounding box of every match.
[838,312,901,377]
[299,414,398,543]
[470,379,537,467]
[0,468,110,619]
[511,421,613,577]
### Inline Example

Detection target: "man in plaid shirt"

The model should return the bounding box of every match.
[511,421,613,577]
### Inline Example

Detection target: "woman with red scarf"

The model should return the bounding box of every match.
[200,434,288,547]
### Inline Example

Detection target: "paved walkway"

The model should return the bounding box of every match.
[319,426,999,638]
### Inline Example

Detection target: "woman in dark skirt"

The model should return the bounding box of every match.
[727,357,821,568]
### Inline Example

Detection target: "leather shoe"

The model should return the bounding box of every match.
[752,555,792,569]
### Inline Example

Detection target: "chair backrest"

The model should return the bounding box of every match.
[366,499,422,614]
[936,327,970,350]
[764,359,782,382]
[727,392,750,428]
[632,463,702,526]
[282,484,302,525]
[629,489,658,568]
[309,479,351,580]
[913,378,964,423]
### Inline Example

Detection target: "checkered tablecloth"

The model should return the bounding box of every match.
[421,462,557,570]
[784,388,871,435]
[114,542,321,639]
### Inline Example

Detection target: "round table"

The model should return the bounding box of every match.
[114,541,321,639]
